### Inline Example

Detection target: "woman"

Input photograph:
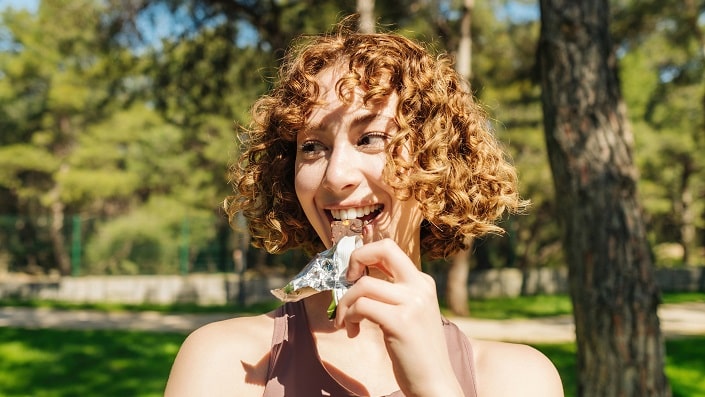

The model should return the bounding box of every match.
[165,21,564,397]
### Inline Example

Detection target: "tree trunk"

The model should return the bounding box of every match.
[444,0,475,318]
[446,238,472,316]
[49,164,71,276]
[675,156,696,266]
[356,0,375,34]
[455,0,474,82]
[538,1,670,396]
[233,212,250,307]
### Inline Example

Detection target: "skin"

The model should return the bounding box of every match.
[164,64,565,397]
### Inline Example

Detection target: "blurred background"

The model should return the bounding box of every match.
[1,2,704,396]
[0,0,702,290]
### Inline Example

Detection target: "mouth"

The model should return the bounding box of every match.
[328,204,383,225]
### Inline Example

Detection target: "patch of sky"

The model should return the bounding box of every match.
[131,3,258,52]
[0,0,38,13]
[0,0,37,52]
[495,0,539,23]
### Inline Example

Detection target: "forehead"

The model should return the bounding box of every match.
[305,65,397,129]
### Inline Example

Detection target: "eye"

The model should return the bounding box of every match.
[298,140,327,159]
[357,132,389,152]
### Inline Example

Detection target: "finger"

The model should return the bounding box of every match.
[347,239,418,282]
[334,276,405,328]
[338,296,396,335]
[342,275,406,305]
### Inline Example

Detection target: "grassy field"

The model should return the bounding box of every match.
[0,327,183,396]
[0,328,702,396]
[1,293,703,396]
[537,337,705,397]
[4,292,701,319]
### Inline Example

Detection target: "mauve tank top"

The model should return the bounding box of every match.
[262,300,478,397]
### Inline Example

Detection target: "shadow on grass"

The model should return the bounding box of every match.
[0,328,184,396]
[665,336,705,397]
[0,297,281,315]
[534,336,705,397]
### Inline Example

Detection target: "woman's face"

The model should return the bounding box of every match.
[294,65,424,263]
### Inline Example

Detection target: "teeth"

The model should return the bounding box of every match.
[331,204,382,221]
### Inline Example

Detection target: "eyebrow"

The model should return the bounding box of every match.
[306,113,394,133]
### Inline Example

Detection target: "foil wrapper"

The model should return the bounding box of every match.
[271,219,363,317]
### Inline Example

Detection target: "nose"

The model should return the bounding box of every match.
[322,145,361,193]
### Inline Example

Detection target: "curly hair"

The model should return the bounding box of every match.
[226,21,526,259]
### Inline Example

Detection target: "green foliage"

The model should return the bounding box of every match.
[84,197,217,274]
[614,0,705,264]
[1,0,704,274]
[0,144,58,193]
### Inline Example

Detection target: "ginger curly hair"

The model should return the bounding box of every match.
[226,23,526,259]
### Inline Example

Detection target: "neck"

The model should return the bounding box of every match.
[303,291,339,331]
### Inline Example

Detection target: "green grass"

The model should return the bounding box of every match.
[0,297,281,315]
[466,294,574,319]
[0,327,184,396]
[3,292,702,321]
[534,336,705,397]
[461,292,705,320]
[0,328,702,396]
[661,292,705,304]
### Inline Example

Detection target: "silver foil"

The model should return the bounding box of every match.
[271,219,364,307]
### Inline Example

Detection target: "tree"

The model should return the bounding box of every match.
[0,0,123,274]
[356,0,375,34]
[445,0,475,317]
[612,0,705,266]
[0,0,247,275]
[538,1,670,396]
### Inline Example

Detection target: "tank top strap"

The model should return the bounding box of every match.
[442,317,479,397]
[264,302,478,397]
[266,304,288,380]
[265,300,357,397]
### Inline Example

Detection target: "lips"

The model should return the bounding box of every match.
[329,204,383,224]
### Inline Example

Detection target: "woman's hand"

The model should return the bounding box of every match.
[333,238,464,397]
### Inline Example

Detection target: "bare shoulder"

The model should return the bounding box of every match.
[471,339,564,397]
[164,311,276,397]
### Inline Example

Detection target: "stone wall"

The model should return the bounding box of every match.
[0,274,287,306]
[0,267,702,305]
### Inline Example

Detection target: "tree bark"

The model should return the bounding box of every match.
[538,1,670,396]
[674,155,696,266]
[356,0,375,34]
[446,238,472,316]
[445,0,474,317]
[49,164,72,276]
[455,0,474,82]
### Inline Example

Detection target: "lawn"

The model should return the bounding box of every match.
[2,292,702,320]
[463,292,705,320]
[0,327,184,396]
[0,327,703,396]
[0,292,703,396]
[536,337,705,397]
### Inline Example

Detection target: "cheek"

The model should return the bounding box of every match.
[294,166,309,203]
[294,161,320,202]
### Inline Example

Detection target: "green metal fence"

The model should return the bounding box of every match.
[0,214,239,276]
